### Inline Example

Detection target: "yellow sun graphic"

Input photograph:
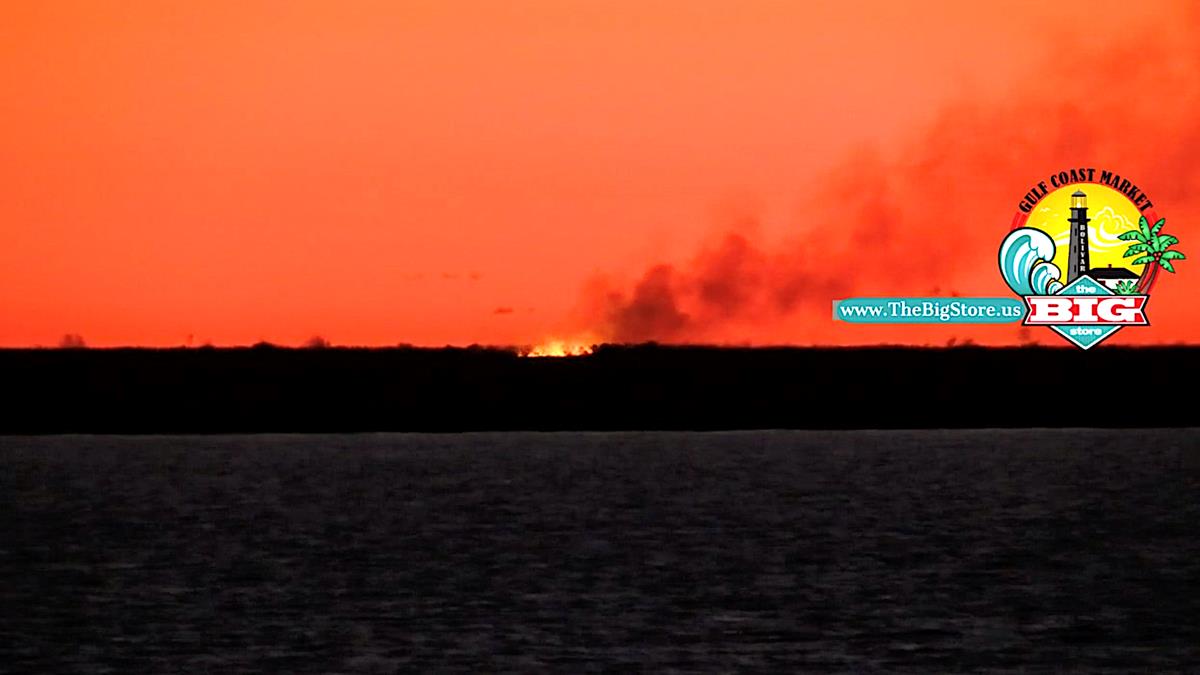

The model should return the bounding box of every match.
[1025,183,1145,282]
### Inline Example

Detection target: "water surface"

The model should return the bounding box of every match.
[2,430,1197,672]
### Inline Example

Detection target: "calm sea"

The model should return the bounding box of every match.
[2,430,1197,672]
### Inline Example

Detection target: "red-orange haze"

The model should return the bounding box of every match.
[2,1,1197,347]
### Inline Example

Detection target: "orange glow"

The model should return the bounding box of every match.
[1,1,1197,347]
[520,338,596,358]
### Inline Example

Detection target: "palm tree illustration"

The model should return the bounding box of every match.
[1119,216,1186,293]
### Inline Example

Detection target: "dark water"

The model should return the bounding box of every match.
[2,430,1197,673]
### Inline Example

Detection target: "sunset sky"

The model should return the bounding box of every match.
[2,0,1197,347]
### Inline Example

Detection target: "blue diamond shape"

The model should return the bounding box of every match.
[1047,275,1122,350]
[1050,323,1119,349]
[1058,275,1113,297]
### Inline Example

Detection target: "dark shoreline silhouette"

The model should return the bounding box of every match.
[1,345,1196,433]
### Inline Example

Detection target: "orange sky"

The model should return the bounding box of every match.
[2,0,1196,347]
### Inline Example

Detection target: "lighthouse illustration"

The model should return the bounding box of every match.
[1066,189,1090,283]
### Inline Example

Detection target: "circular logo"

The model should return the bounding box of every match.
[999,168,1184,348]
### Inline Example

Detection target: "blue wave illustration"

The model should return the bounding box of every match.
[999,228,1063,296]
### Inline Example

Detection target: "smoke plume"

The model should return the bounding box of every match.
[580,9,1200,345]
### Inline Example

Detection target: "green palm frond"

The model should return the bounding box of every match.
[1123,244,1150,256]
[1161,251,1186,261]
[1156,234,1179,249]
[1139,215,1153,241]
[1160,259,1177,273]
[1118,230,1147,243]
[1132,255,1156,265]
[1114,280,1139,294]
[1150,217,1166,237]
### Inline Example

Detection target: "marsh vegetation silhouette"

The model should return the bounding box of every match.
[1,344,1197,433]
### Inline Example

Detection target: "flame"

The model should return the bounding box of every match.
[520,337,596,357]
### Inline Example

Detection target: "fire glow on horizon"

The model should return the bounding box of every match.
[520,338,596,358]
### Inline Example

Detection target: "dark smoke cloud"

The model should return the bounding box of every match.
[595,230,857,343]
[582,11,1200,344]
[606,265,690,343]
